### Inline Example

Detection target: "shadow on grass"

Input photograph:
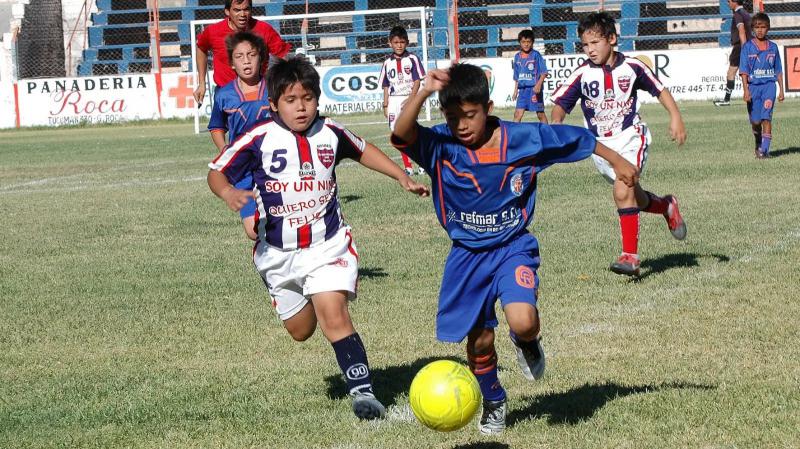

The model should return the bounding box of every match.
[633,252,730,281]
[340,194,362,204]
[453,443,510,449]
[507,381,715,427]
[359,266,388,279]
[324,356,465,407]
[769,147,800,158]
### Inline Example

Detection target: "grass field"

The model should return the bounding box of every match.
[2,100,799,449]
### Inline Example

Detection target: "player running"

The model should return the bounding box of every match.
[207,56,429,420]
[391,62,638,434]
[550,12,688,277]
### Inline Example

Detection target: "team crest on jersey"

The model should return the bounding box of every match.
[510,173,524,197]
[329,257,349,268]
[617,75,631,93]
[299,161,316,179]
[404,65,412,75]
[317,144,335,168]
[604,88,615,100]
[526,61,535,71]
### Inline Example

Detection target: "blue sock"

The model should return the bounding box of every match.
[760,133,772,155]
[332,333,374,396]
[468,349,506,402]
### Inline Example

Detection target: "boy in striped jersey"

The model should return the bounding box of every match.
[379,25,426,175]
[551,12,688,277]
[208,56,429,420]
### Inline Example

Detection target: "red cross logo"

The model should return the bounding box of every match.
[169,75,195,108]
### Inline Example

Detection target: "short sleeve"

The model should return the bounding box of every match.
[530,124,596,171]
[550,67,582,112]
[208,131,261,184]
[411,55,425,81]
[739,44,750,75]
[629,59,664,98]
[207,88,228,133]
[391,124,441,174]
[255,21,291,58]
[379,61,390,88]
[325,119,367,163]
[537,52,548,76]
[196,26,211,52]
[774,44,783,74]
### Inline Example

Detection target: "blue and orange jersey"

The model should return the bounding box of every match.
[392,118,597,250]
[512,49,547,88]
[739,39,782,85]
[208,78,271,142]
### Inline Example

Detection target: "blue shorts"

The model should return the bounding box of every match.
[515,86,544,112]
[234,174,256,219]
[436,233,541,343]
[747,82,776,123]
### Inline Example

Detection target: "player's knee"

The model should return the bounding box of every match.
[467,328,495,354]
[243,217,257,240]
[507,314,539,339]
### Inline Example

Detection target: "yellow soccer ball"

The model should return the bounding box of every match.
[409,360,482,432]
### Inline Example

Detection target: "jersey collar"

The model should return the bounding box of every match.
[271,111,322,135]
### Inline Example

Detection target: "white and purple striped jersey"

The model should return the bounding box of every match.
[551,52,664,138]
[209,115,366,250]
[379,51,425,97]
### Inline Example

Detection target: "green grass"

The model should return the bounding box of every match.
[1,100,799,449]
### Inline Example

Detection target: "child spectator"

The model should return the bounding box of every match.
[512,29,548,123]
[740,12,784,158]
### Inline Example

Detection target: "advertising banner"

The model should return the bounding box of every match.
[16,74,159,127]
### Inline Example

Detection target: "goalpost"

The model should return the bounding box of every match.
[190,7,436,134]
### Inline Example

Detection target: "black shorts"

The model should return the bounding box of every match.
[729,44,742,67]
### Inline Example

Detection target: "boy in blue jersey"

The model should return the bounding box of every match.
[391,63,638,434]
[512,29,548,123]
[208,31,272,240]
[740,13,784,159]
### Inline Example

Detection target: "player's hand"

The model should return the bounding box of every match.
[614,159,639,187]
[423,69,450,93]
[399,175,430,197]
[743,90,751,103]
[383,105,388,119]
[669,117,687,146]
[778,91,785,102]
[193,85,206,107]
[512,91,518,101]
[221,187,255,211]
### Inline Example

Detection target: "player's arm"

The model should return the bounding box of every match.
[737,22,748,48]
[356,142,430,197]
[777,72,784,102]
[657,89,686,145]
[207,169,254,211]
[194,47,209,105]
[393,69,450,145]
[740,72,751,102]
[512,80,519,100]
[594,142,638,187]
[550,104,567,124]
[210,130,227,152]
[534,73,546,94]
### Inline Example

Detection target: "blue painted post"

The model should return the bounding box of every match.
[346,0,369,65]
[719,0,729,47]
[620,0,638,51]
[487,27,498,57]
[89,27,104,47]
[432,0,449,60]
[530,0,543,27]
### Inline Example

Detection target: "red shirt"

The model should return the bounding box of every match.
[197,18,291,87]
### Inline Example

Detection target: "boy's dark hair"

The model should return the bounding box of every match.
[267,55,321,101]
[751,12,770,27]
[439,63,490,109]
[389,25,409,41]
[224,0,250,11]
[225,31,267,67]
[518,29,534,42]
[578,12,617,38]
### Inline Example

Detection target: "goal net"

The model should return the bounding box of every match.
[190,7,441,134]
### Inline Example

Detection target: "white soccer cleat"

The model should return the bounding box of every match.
[478,398,507,435]
[510,333,546,381]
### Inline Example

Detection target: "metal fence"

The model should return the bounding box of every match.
[6,0,800,79]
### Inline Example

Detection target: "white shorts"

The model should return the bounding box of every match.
[387,95,408,132]
[592,124,651,184]
[254,226,359,321]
